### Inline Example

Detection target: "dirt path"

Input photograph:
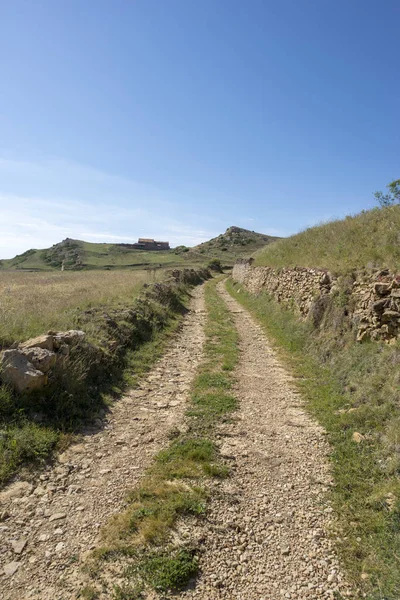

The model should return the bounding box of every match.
[181,281,353,600]
[0,286,206,600]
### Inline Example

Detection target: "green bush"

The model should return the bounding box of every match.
[207,258,223,272]
[0,422,58,483]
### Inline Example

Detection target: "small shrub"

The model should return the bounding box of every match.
[113,584,143,600]
[80,586,99,600]
[207,258,223,272]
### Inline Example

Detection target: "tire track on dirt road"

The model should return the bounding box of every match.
[181,281,354,600]
[0,286,206,600]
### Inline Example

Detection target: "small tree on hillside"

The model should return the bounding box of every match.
[374,179,400,207]
[207,258,223,272]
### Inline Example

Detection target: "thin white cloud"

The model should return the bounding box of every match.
[0,156,280,258]
[0,191,215,258]
[0,155,223,257]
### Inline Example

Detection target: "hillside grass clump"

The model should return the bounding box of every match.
[87,277,239,598]
[254,205,400,274]
[226,278,400,600]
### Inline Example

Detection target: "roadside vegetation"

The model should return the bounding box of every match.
[254,204,400,274]
[85,277,239,599]
[226,278,400,600]
[0,270,209,486]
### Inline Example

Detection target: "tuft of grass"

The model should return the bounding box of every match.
[226,278,400,600]
[254,204,400,274]
[79,586,99,600]
[113,583,144,600]
[138,548,198,593]
[89,277,239,595]
[0,422,59,484]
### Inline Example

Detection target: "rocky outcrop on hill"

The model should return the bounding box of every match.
[233,260,400,343]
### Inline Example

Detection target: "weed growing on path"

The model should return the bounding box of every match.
[138,548,198,593]
[89,277,239,597]
[226,278,400,600]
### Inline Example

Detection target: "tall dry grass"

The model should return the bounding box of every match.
[0,269,164,347]
[254,205,400,274]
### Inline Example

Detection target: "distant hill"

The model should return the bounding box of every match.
[0,238,191,271]
[190,226,281,261]
[254,205,400,274]
[0,226,280,271]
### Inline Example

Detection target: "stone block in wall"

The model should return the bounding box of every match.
[20,334,54,352]
[20,347,56,373]
[1,350,47,394]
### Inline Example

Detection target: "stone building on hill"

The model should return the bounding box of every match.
[119,238,170,251]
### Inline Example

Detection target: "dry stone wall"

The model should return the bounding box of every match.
[232,259,400,343]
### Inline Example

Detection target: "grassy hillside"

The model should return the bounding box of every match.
[0,239,194,272]
[0,226,278,272]
[192,225,280,262]
[254,205,400,274]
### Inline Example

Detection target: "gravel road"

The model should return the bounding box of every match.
[0,279,356,599]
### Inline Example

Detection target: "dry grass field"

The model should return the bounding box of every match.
[0,269,164,347]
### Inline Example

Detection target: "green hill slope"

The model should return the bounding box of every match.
[0,226,278,271]
[0,238,196,271]
[254,205,400,273]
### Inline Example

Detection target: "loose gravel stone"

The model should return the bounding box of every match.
[10,540,27,555]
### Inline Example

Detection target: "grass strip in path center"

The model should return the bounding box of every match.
[81,277,239,599]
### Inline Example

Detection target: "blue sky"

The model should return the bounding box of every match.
[1,0,399,257]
